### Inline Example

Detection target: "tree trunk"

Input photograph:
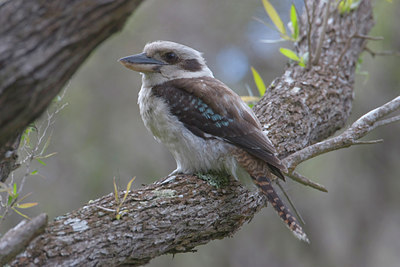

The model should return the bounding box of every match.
[1,0,375,266]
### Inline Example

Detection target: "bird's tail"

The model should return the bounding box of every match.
[253,175,309,243]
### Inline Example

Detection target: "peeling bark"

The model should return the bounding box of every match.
[0,0,376,266]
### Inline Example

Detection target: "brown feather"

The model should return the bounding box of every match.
[152,77,286,177]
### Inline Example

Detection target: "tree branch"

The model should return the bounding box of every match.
[0,213,47,265]
[283,96,400,172]
[3,0,380,266]
[0,0,144,182]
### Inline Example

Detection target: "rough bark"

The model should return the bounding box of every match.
[1,0,375,266]
[0,214,48,265]
[253,0,373,157]
[0,0,144,182]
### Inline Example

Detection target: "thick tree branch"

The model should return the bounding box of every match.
[0,0,144,182]
[3,0,378,266]
[0,214,47,265]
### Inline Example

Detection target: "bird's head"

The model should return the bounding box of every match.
[119,41,213,86]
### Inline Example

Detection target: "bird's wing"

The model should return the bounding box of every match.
[152,76,286,176]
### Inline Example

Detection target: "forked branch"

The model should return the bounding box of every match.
[283,96,400,173]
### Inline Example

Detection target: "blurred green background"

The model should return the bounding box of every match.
[4,0,400,266]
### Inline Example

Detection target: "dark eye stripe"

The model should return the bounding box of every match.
[181,59,202,72]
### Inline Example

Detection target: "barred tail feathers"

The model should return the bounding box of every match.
[253,175,309,243]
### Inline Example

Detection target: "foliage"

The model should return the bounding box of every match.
[113,177,136,220]
[260,0,306,67]
[337,0,361,14]
[0,90,68,225]
[251,67,267,97]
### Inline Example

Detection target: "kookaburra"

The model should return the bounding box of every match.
[119,41,308,242]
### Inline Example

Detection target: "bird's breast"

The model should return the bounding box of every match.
[137,85,236,174]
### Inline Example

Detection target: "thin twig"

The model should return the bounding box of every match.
[337,33,384,65]
[286,171,328,192]
[313,0,332,65]
[336,31,356,65]
[95,205,116,212]
[304,0,313,69]
[374,115,400,128]
[352,139,384,145]
[364,46,400,57]
[276,180,306,225]
[354,34,383,41]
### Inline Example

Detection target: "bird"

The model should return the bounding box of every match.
[119,40,309,242]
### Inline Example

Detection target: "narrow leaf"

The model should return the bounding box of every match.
[259,38,286,44]
[251,67,267,96]
[41,134,52,155]
[113,177,119,204]
[13,183,17,195]
[279,48,300,61]
[37,152,58,160]
[262,0,286,35]
[16,192,33,204]
[36,158,46,166]
[241,96,261,103]
[122,177,136,203]
[290,4,299,39]
[17,202,38,209]
[12,207,31,220]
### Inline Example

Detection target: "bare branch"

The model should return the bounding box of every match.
[354,34,383,41]
[364,46,400,57]
[337,32,384,65]
[283,96,400,171]
[286,171,328,192]
[336,30,357,65]
[352,139,384,145]
[303,0,314,69]
[374,115,400,127]
[312,0,332,65]
[0,213,47,265]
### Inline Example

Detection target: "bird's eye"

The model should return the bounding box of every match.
[163,52,179,64]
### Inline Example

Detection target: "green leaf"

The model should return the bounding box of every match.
[113,177,119,204]
[8,195,13,205]
[122,177,136,203]
[13,183,17,195]
[30,170,38,175]
[36,158,46,166]
[251,67,267,96]
[279,48,300,61]
[12,207,31,220]
[262,0,286,35]
[17,202,38,209]
[290,4,299,40]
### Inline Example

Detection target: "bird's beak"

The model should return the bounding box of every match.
[118,52,166,73]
